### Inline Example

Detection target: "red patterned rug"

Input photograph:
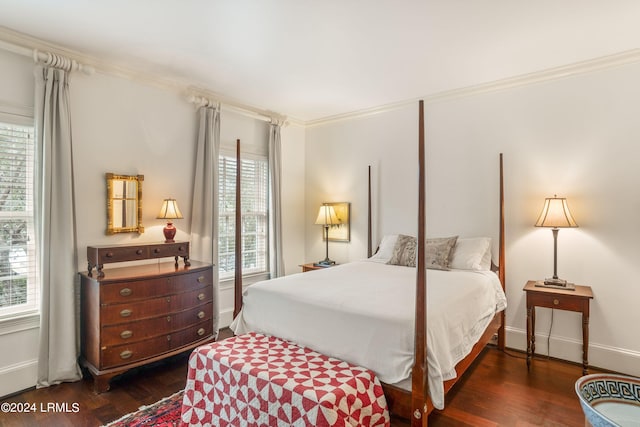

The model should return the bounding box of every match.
[104,390,183,427]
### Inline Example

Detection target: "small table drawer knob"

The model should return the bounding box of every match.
[120,350,133,360]
[197,311,205,319]
[197,328,205,336]
[197,276,205,283]
[197,293,205,301]
[553,299,560,306]
[120,330,133,339]
[119,288,132,297]
[120,309,132,318]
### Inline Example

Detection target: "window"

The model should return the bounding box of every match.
[0,120,37,317]
[218,154,268,280]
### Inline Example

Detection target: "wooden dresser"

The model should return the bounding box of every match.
[79,258,215,393]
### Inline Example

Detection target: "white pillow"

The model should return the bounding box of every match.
[449,237,492,271]
[368,234,399,263]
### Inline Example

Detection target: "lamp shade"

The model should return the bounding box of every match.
[534,196,578,228]
[157,198,183,219]
[315,205,339,226]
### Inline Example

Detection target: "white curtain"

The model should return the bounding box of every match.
[34,61,82,387]
[268,121,284,277]
[190,104,221,337]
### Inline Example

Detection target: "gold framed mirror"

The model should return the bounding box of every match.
[106,173,144,234]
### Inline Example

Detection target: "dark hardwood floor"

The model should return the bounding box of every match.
[0,329,592,426]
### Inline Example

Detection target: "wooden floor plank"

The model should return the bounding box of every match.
[0,330,593,426]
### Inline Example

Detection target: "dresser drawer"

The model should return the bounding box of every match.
[527,291,586,311]
[101,286,213,325]
[101,302,213,345]
[169,320,214,350]
[148,242,189,259]
[101,319,214,369]
[101,333,172,368]
[101,269,212,303]
[96,246,148,263]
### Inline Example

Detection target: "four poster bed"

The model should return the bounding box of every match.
[185,100,507,426]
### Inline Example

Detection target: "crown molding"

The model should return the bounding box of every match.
[0,26,291,125]
[306,48,640,127]
[3,25,639,128]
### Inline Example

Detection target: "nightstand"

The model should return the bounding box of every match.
[300,263,336,272]
[523,280,594,375]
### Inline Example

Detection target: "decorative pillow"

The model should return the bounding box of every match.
[368,235,399,263]
[425,236,458,270]
[449,237,492,271]
[387,235,417,267]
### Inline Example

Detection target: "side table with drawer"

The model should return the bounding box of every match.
[523,280,594,375]
[79,255,215,393]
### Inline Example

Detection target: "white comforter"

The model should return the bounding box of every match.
[230,260,507,410]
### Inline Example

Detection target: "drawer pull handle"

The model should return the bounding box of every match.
[120,350,133,360]
[136,249,143,255]
[120,288,132,297]
[167,316,171,322]
[198,311,205,319]
[553,299,560,306]
[120,309,132,318]
[197,276,205,283]
[120,330,133,339]
[154,248,160,254]
[197,293,205,301]
[178,246,184,251]
[197,328,205,336]
[167,335,171,341]
[166,297,171,303]
[106,252,114,258]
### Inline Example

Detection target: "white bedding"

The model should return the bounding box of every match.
[230,260,507,410]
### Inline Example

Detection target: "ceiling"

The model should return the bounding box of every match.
[1,1,640,122]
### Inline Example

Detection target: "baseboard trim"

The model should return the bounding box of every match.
[505,326,640,377]
[0,358,37,398]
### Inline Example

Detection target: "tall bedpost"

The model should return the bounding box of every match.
[367,165,372,258]
[411,100,428,426]
[233,139,243,318]
[498,153,506,350]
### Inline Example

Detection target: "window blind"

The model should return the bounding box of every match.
[0,121,38,317]
[218,155,268,279]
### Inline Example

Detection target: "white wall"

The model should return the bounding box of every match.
[305,60,640,376]
[0,48,306,396]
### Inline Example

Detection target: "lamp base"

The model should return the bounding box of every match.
[536,278,576,290]
[314,259,335,267]
[163,222,177,243]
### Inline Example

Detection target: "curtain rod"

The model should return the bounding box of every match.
[0,38,93,75]
[186,92,288,126]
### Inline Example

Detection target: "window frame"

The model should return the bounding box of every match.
[0,111,39,322]
[217,149,270,281]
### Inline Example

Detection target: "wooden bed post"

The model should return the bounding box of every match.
[233,139,243,318]
[367,165,373,258]
[411,100,428,426]
[498,153,506,350]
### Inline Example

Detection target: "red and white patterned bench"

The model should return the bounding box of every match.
[180,332,390,426]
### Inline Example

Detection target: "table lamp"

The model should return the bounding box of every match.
[534,195,578,287]
[157,198,183,243]
[314,204,339,266]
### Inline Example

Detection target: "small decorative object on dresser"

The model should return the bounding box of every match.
[80,242,214,393]
[524,280,593,375]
